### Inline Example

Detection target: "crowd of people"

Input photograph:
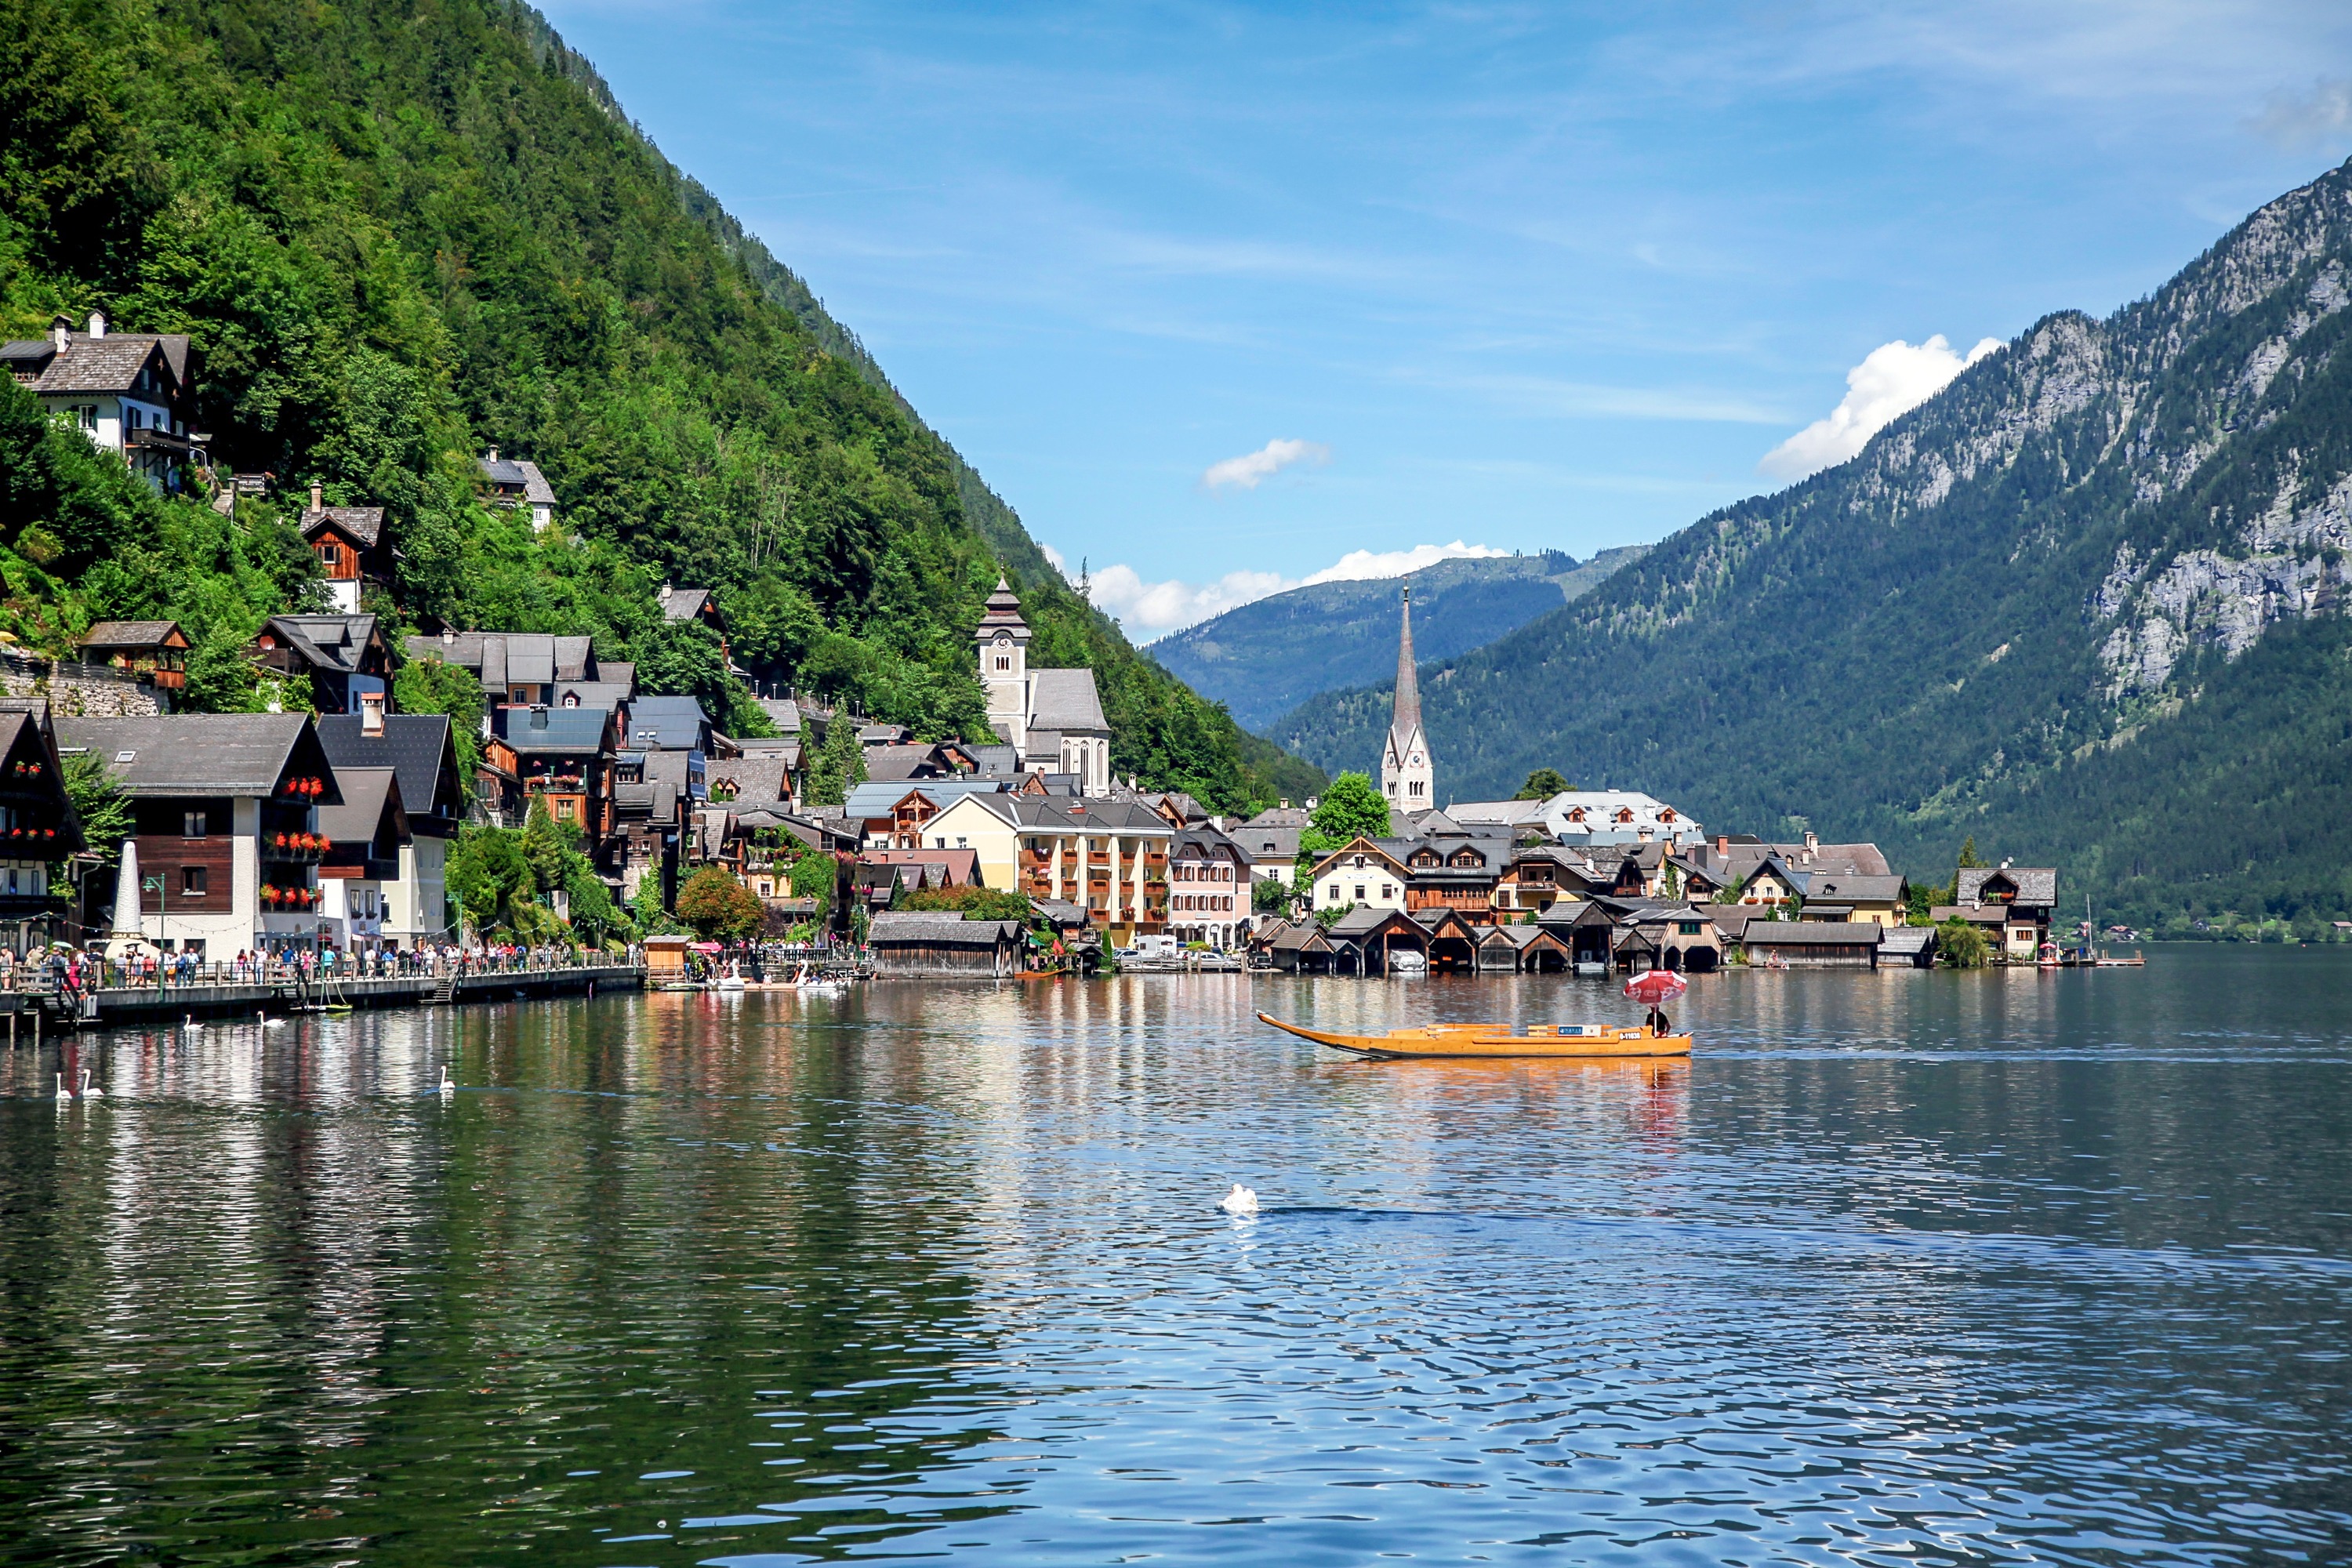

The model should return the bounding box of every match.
[0,942,636,993]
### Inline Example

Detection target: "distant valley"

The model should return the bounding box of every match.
[1149,548,1646,731]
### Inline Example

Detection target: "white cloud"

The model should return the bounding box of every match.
[1758,334,2002,482]
[1201,437,1330,492]
[2249,76,2352,150]
[1072,540,1508,640]
[1301,540,1509,586]
[1086,564,1297,637]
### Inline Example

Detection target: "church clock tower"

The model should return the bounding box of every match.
[975,575,1032,755]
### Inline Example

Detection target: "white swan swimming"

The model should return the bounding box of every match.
[54,1071,71,1102]
[182,1014,201,1033]
[260,1011,289,1029]
[438,1065,455,1096]
[1218,1183,1260,1216]
[78,1067,103,1100]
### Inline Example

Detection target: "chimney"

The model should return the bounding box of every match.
[1715,834,1729,856]
[1803,830,1818,853]
[86,310,106,339]
[486,446,499,463]
[359,691,385,737]
[440,627,455,645]
[529,704,550,731]
[1279,798,1289,810]
[310,481,323,513]
[50,314,70,351]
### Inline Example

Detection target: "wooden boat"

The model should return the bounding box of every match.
[1257,1010,1692,1060]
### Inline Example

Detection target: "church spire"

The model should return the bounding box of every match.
[1392,585,1421,739]
[1381,585,1435,809]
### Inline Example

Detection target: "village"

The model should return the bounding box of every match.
[0,310,2067,990]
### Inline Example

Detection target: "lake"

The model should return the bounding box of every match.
[2,949,2348,1566]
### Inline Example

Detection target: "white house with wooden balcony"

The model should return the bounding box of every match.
[2,313,200,492]
[921,790,1172,944]
[56,714,344,959]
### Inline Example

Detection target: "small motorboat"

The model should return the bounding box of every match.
[1257,1011,1690,1060]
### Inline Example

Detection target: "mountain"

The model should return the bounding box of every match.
[1150,547,1646,732]
[0,0,1322,812]
[1275,160,2352,930]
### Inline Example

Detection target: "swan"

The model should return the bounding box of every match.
[54,1071,71,1102]
[1218,1183,1260,1216]
[182,1014,201,1033]
[260,1011,289,1029]
[438,1065,454,1096]
[78,1066,103,1100]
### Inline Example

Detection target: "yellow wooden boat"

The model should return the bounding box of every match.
[1256,1010,1692,1060]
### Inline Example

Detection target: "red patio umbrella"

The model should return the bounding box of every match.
[1623,970,1689,1006]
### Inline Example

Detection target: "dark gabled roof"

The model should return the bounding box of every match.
[314,713,464,822]
[3,328,190,396]
[1243,806,1312,829]
[1802,873,1907,905]
[1956,866,2059,906]
[1171,826,1247,862]
[868,912,1022,946]
[56,714,338,800]
[658,586,716,622]
[492,706,614,757]
[477,454,556,505]
[1325,906,1423,941]
[627,695,711,751]
[259,614,384,676]
[1879,927,1937,956]
[300,506,387,547]
[315,766,409,851]
[78,620,187,650]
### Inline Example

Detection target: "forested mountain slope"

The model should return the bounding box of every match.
[1153,547,1645,731]
[1277,160,2352,926]
[0,0,1319,811]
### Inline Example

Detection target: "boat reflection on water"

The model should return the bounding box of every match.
[1331,1051,1690,1152]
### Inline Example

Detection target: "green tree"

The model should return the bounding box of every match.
[1936,918,1991,968]
[898,885,1032,922]
[1314,901,1356,930]
[57,750,129,868]
[520,797,570,894]
[447,826,532,935]
[1957,837,1983,869]
[1310,771,1389,841]
[676,865,764,942]
[805,713,867,807]
[1514,768,1569,800]
[395,656,486,779]
[1252,876,1291,915]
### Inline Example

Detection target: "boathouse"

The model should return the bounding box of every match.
[869,912,1026,977]
[1740,920,1884,969]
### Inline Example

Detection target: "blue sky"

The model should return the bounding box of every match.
[543,1,2352,637]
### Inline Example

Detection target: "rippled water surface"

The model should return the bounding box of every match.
[3,949,2350,1566]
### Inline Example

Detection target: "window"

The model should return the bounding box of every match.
[1679,921,1702,935]
[555,798,576,822]
[1381,884,1394,900]
[183,809,207,838]
[1354,884,1367,902]
[181,866,208,896]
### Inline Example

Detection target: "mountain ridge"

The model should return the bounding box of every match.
[1149,547,1647,732]
[1274,158,2352,926]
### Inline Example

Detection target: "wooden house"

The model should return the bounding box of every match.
[77,620,190,701]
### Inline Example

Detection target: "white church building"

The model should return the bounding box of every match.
[975,578,1113,794]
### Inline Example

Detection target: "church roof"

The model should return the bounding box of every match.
[1389,585,1422,744]
[1029,668,1106,733]
[977,575,1031,637]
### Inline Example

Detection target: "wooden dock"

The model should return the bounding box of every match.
[1,963,646,1030]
